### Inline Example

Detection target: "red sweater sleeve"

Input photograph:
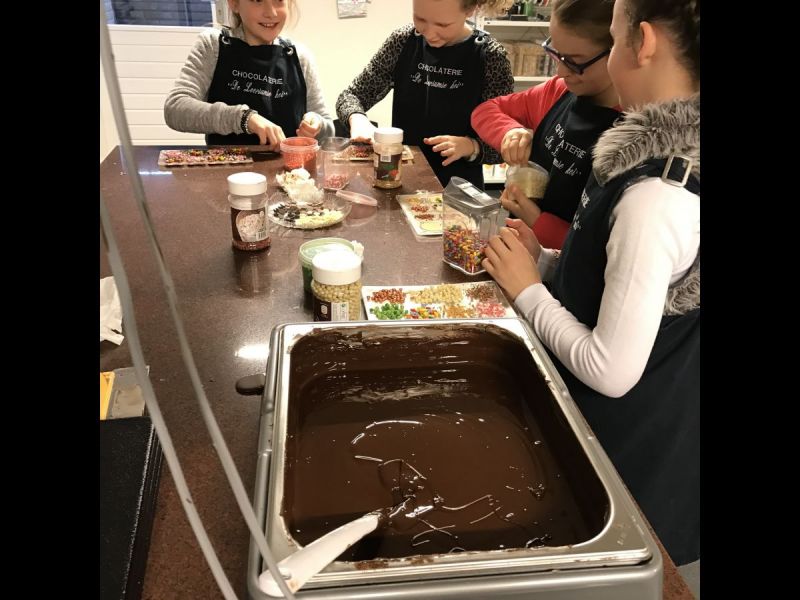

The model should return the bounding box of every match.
[470,77,568,152]
[532,212,571,250]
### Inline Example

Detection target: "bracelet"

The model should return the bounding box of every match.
[467,138,480,162]
[241,109,256,134]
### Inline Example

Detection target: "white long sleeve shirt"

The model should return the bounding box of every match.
[515,177,700,397]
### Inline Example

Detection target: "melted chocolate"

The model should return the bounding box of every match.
[280,325,608,561]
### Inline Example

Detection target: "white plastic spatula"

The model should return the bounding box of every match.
[258,511,382,597]
[335,189,378,206]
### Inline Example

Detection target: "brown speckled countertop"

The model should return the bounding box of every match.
[100,146,694,599]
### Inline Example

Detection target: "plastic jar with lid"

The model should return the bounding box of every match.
[442,176,504,275]
[281,136,319,173]
[311,249,362,321]
[227,172,270,251]
[298,238,356,294]
[505,161,549,200]
[373,127,404,189]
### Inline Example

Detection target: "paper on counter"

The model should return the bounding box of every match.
[100,276,124,345]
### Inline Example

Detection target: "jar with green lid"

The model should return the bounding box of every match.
[373,127,404,189]
[298,238,356,293]
[311,249,363,321]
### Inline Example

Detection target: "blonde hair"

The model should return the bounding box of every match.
[227,0,299,30]
[461,0,515,17]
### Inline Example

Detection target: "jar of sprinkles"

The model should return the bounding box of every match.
[311,249,363,321]
[281,136,319,173]
[442,177,503,275]
[373,127,404,189]
[227,172,270,252]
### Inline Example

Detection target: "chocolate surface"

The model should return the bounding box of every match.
[281,325,609,561]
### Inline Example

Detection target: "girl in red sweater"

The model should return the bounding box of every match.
[471,0,620,249]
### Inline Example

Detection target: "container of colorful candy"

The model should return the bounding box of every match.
[441,177,504,275]
[281,136,319,173]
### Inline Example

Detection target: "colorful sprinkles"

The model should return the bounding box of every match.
[361,282,515,321]
[443,225,489,274]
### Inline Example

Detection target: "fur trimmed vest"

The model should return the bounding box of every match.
[593,95,700,315]
[546,95,701,566]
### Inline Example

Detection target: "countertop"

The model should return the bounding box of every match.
[100,145,694,599]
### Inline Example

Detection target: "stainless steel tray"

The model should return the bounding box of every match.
[247,318,662,599]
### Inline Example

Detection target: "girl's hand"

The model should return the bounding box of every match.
[349,113,376,142]
[500,183,541,227]
[297,112,323,138]
[424,135,474,167]
[249,113,286,149]
[482,228,542,301]
[500,127,533,166]
[505,217,542,261]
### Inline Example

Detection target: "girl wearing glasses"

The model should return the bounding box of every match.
[336,0,514,188]
[483,0,700,568]
[472,0,619,249]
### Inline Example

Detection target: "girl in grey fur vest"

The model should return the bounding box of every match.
[483,0,701,566]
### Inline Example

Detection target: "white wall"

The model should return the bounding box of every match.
[100,62,120,162]
[100,1,413,161]
[286,0,412,129]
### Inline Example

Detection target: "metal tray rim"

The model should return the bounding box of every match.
[249,319,659,595]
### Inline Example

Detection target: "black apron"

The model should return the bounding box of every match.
[392,29,487,188]
[549,160,700,566]
[529,93,619,222]
[206,32,307,145]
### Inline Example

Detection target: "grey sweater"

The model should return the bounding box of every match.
[164,26,334,139]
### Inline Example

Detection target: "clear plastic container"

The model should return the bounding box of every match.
[227,172,270,251]
[320,137,350,190]
[311,249,363,321]
[442,177,504,275]
[373,127,404,189]
[298,237,356,294]
[281,136,319,173]
[505,161,549,200]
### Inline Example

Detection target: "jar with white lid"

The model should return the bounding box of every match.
[227,172,270,251]
[311,249,363,321]
[373,127,404,189]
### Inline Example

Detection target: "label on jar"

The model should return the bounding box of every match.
[313,297,351,321]
[230,207,270,251]
[374,153,402,182]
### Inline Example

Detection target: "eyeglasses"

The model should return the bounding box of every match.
[541,36,610,75]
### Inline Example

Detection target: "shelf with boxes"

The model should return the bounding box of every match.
[482,19,555,87]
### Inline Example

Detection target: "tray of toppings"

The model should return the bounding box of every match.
[158,147,252,166]
[362,282,515,320]
[396,192,444,236]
